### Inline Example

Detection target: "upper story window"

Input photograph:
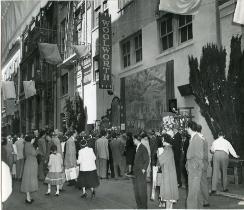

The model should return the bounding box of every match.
[134,33,142,63]
[118,0,133,11]
[122,41,130,68]
[158,14,193,53]
[159,14,173,51]
[61,73,68,96]
[121,31,142,68]
[60,19,66,54]
[178,15,192,43]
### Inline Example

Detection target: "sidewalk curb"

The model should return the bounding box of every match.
[217,191,244,201]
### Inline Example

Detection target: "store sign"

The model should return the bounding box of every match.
[82,56,92,85]
[99,12,112,89]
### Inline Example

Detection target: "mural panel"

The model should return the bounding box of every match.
[125,63,167,132]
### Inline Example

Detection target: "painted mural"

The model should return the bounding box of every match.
[125,63,167,132]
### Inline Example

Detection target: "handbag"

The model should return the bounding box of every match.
[65,166,79,181]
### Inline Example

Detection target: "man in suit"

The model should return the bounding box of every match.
[95,130,109,179]
[186,121,204,209]
[133,134,150,209]
[37,130,47,181]
[196,124,210,207]
[110,133,126,179]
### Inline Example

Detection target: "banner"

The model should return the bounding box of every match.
[38,43,62,65]
[99,12,112,89]
[2,81,16,99]
[159,0,202,15]
[23,80,36,99]
[233,0,244,25]
[5,99,17,116]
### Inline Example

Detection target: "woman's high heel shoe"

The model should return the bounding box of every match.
[91,191,95,199]
[81,192,87,198]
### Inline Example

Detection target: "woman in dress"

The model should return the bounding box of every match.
[157,133,179,209]
[21,135,38,204]
[76,139,100,198]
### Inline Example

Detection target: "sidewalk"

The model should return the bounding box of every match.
[216,183,244,200]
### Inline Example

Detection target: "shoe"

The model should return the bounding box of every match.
[223,189,229,192]
[45,192,50,196]
[25,199,33,204]
[209,190,216,196]
[81,192,87,198]
[91,191,95,199]
[55,192,60,196]
[203,203,210,207]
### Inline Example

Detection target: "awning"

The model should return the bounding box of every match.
[1,81,16,99]
[72,45,91,58]
[1,0,49,65]
[38,43,62,65]
[23,80,36,99]
[159,0,202,15]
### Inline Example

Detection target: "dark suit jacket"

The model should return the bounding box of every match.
[133,143,149,176]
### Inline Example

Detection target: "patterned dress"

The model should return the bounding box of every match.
[45,153,65,185]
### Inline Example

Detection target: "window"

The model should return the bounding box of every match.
[121,31,142,68]
[61,73,68,95]
[93,7,101,28]
[60,19,66,55]
[118,0,133,11]
[178,15,193,43]
[122,41,130,68]
[134,33,142,62]
[159,14,173,51]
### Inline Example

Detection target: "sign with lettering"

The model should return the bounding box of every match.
[99,12,112,89]
[82,56,92,85]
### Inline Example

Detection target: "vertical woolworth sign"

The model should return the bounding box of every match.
[99,12,112,89]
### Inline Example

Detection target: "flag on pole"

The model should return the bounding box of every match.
[159,0,202,15]
[2,81,16,99]
[233,0,244,25]
[23,80,36,99]
[38,43,62,65]
[72,45,90,58]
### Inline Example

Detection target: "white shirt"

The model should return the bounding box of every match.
[190,132,197,141]
[77,147,96,171]
[211,136,238,158]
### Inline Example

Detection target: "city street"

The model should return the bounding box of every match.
[4,178,243,209]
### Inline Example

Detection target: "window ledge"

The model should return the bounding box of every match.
[156,40,194,60]
[119,62,143,77]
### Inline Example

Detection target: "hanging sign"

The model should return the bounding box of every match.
[99,12,112,89]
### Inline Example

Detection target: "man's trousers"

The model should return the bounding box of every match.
[133,172,148,209]
[97,158,107,178]
[212,151,229,191]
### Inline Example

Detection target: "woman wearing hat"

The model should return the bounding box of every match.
[76,138,100,198]
[157,133,179,209]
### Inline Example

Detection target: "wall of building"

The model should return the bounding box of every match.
[219,1,243,71]
[110,0,220,152]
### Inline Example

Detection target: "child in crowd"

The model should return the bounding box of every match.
[45,145,65,196]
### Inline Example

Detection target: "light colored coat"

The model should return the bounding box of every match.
[48,153,63,172]
[77,147,96,171]
[64,137,77,169]
[95,136,109,160]
[158,146,179,201]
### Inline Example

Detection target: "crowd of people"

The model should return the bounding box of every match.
[1,120,240,209]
